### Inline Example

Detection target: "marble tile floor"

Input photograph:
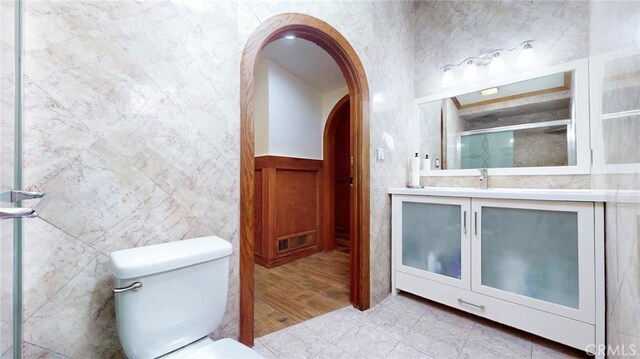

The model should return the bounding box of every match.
[254,292,590,359]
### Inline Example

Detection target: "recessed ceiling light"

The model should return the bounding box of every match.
[480,87,498,96]
[284,35,296,40]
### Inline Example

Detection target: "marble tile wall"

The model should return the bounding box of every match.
[12,0,239,357]
[414,0,591,190]
[414,1,590,99]
[2,0,638,357]
[589,1,640,356]
[3,0,416,357]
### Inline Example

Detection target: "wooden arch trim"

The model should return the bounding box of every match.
[239,13,370,346]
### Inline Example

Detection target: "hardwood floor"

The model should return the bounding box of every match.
[254,250,350,337]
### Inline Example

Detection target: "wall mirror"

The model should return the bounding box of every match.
[416,59,590,176]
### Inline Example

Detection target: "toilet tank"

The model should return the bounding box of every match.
[110,236,232,359]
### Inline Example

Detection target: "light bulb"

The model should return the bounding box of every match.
[517,42,536,69]
[441,67,455,87]
[488,52,505,78]
[284,34,296,40]
[463,60,479,83]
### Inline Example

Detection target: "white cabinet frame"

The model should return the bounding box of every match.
[391,194,605,357]
[392,195,471,290]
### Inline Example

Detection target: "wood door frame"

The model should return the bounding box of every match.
[322,95,350,252]
[240,13,370,346]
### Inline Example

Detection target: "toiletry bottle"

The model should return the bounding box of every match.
[421,154,431,171]
[410,153,420,187]
[434,157,440,169]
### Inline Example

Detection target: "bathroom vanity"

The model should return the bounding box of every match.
[389,187,606,355]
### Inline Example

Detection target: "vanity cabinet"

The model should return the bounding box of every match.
[391,191,604,356]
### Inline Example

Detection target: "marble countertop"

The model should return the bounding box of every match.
[387,187,640,202]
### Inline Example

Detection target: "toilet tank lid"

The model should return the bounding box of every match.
[110,236,232,279]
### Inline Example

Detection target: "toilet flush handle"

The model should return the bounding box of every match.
[113,282,142,294]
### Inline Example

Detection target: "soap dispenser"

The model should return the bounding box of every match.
[409,153,421,188]
[421,154,431,171]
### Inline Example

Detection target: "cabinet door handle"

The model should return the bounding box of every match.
[458,298,485,310]
[474,211,478,235]
[463,211,467,234]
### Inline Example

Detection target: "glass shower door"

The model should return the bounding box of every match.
[1,0,19,356]
[1,1,46,357]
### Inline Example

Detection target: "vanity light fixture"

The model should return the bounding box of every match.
[517,41,536,69]
[480,87,498,96]
[487,51,506,77]
[442,67,455,87]
[463,60,479,83]
[440,40,536,87]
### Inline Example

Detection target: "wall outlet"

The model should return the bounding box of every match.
[377,147,385,161]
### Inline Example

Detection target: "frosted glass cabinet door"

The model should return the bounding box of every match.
[395,196,470,289]
[471,199,595,322]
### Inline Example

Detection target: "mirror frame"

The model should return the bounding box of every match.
[414,58,590,177]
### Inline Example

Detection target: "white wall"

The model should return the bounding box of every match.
[268,60,324,159]
[255,60,347,160]
[322,86,349,130]
[254,60,270,156]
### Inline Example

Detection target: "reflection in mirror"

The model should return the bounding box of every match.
[601,53,640,165]
[420,71,577,170]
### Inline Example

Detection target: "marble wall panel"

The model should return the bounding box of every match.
[414,0,591,189]
[7,1,637,357]
[421,174,590,189]
[589,1,640,353]
[414,0,589,98]
[12,0,415,356]
[0,1,14,79]
[23,255,122,358]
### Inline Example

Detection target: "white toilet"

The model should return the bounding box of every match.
[110,236,263,359]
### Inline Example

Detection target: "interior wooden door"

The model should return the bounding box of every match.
[334,102,350,247]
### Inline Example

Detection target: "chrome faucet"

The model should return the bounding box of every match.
[479,168,488,190]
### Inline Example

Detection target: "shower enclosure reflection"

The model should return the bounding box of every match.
[419,70,577,170]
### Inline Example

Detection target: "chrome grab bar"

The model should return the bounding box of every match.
[0,190,49,220]
[1,189,45,203]
[113,282,142,294]
[0,207,37,219]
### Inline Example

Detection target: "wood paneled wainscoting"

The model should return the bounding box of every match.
[254,155,323,268]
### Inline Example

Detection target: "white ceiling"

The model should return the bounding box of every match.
[260,37,346,93]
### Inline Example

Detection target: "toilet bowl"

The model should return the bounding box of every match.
[161,338,261,359]
[110,236,263,359]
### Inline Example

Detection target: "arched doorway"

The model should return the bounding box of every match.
[239,13,370,346]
